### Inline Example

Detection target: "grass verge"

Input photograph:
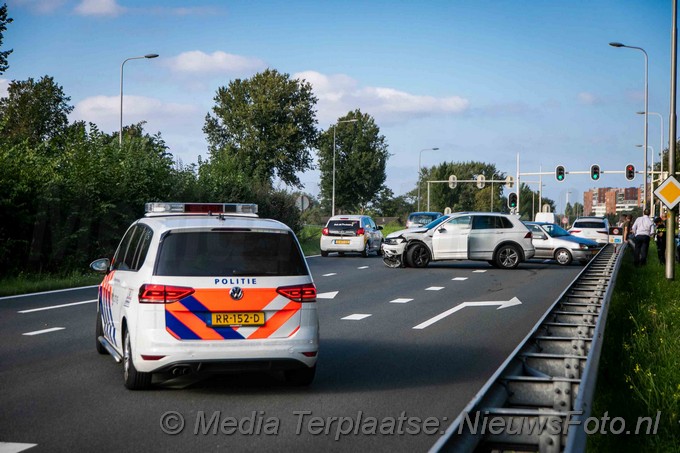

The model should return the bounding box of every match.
[588,243,680,451]
[0,271,103,297]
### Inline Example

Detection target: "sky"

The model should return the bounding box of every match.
[1,0,674,214]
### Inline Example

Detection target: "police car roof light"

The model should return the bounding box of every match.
[144,202,258,216]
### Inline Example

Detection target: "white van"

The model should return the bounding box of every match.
[534,212,556,224]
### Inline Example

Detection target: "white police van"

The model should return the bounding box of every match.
[90,202,318,389]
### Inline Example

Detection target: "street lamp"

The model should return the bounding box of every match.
[417,147,439,211]
[638,111,665,204]
[636,144,655,215]
[610,41,648,209]
[331,118,358,216]
[120,53,159,146]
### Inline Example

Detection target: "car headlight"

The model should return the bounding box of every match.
[384,237,405,246]
[578,244,589,249]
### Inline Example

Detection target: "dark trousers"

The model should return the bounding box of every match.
[634,235,650,265]
[657,239,666,264]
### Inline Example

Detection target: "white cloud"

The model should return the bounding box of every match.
[0,79,9,98]
[11,0,67,14]
[74,0,125,17]
[577,92,599,105]
[294,70,469,125]
[72,95,199,132]
[164,51,266,77]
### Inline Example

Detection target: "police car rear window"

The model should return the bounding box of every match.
[155,231,308,277]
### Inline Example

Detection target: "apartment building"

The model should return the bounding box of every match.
[583,187,641,216]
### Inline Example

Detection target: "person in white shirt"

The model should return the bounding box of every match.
[631,208,655,265]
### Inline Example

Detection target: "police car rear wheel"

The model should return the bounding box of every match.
[95,302,107,355]
[284,365,316,386]
[123,329,152,390]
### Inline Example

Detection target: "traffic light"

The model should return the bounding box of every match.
[555,165,565,182]
[476,174,486,189]
[590,164,601,181]
[625,164,635,181]
[448,175,457,189]
[508,192,518,209]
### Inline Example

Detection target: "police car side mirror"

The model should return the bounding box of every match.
[90,258,111,274]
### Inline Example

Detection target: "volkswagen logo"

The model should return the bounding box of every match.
[230,287,244,301]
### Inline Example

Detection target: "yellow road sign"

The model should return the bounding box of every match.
[654,175,680,210]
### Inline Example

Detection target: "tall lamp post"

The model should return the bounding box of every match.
[636,144,655,215]
[638,111,665,213]
[332,118,358,216]
[417,147,439,211]
[120,53,159,146]
[610,42,648,209]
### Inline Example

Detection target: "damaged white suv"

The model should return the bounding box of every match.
[382,212,534,269]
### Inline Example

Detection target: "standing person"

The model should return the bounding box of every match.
[654,217,667,264]
[631,208,655,266]
[622,214,633,247]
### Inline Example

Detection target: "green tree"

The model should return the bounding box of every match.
[0,76,73,147]
[0,3,12,74]
[422,161,504,212]
[317,110,389,214]
[203,68,318,188]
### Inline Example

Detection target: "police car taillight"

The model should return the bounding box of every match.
[144,202,258,215]
[276,283,317,303]
[139,284,195,304]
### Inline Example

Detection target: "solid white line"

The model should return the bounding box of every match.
[425,286,445,291]
[0,442,39,453]
[0,285,98,301]
[18,299,97,314]
[342,314,371,321]
[22,327,65,336]
[390,298,413,304]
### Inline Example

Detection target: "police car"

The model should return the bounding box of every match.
[90,202,318,389]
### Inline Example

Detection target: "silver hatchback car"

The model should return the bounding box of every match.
[382,212,535,269]
[525,222,602,265]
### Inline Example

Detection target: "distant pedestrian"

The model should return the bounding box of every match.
[654,217,666,264]
[622,214,633,247]
[631,208,655,266]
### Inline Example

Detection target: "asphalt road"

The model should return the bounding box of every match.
[0,255,583,453]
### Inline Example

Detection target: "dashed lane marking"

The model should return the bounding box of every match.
[317,291,339,299]
[425,286,445,291]
[357,266,369,269]
[342,314,372,321]
[22,327,65,336]
[452,277,468,281]
[473,270,487,273]
[322,273,337,277]
[18,299,96,314]
[389,298,413,304]
[0,442,38,453]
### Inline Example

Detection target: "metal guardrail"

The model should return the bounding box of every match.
[431,244,625,452]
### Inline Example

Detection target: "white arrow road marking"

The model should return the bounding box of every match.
[342,314,372,321]
[0,442,38,453]
[425,286,445,291]
[413,297,522,330]
[317,291,339,299]
[452,277,468,281]
[357,266,369,269]
[18,299,96,313]
[322,273,337,277]
[390,298,413,304]
[22,327,65,336]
